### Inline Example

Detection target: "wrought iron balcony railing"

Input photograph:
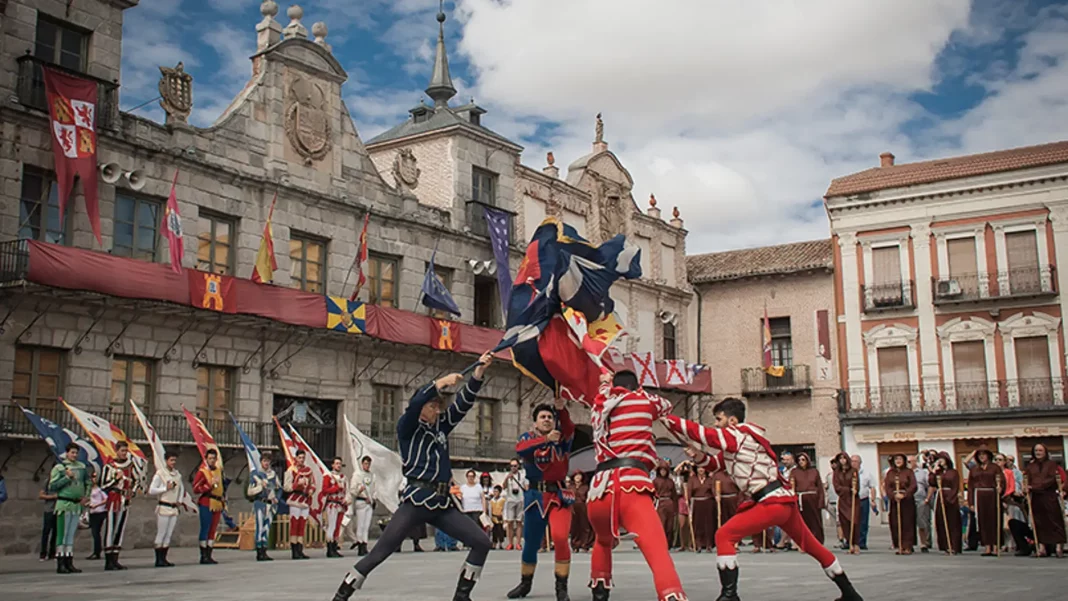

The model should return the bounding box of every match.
[741,365,812,395]
[861,280,915,312]
[15,53,119,131]
[840,378,1066,416]
[933,265,1056,304]
[465,199,516,241]
[0,239,29,284]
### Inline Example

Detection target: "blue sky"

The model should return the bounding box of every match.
[121,0,1068,254]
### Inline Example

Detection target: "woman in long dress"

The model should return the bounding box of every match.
[832,452,861,554]
[569,472,593,552]
[791,452,826,545]
[926,453,962,555]
[1023,443,1067,558]
[884,453,917,554]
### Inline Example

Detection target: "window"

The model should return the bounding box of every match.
[196,366,233,422]
[1015,336,1052,407]
[476,397,499,442]
[18,166,70,244]
[877,346,910,411]
[196,212,235,275]
[662,322,677,361]
[289,234,326,293]
[472,167,497,206]
[371,385,400,442]
[112,194,161,261]
[13,346,64,410]
[872,245,902,286]
[424,262,454,319]
[110,357,154,411]
[367,254,398,307]
[766,318,793,367]
[1006,230,1040,293]
[474,275,499,328]
[947,237,979,295]
[952,341,987,407]
[35,16,89,71]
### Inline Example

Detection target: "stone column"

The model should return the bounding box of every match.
[911,222,941,406]
[839,232,866,407]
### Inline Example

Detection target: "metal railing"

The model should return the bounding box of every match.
[841,378,1066,416]
[15,54,119,131]
[933,265,1056,303]
[0,239,29,283]
[465,199,516,241]
[741,365,811,395]
[861,280,914,312]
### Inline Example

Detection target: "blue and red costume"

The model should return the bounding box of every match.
[512,405,576,596]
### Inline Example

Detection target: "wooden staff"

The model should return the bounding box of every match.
[791,475,799,510]
[685,477,696,552]
[995,474,1002,557]
[937,475,953,555]
[716,479,722,530]
[894,474,902,555]
[849,472,857,553]
[1024,474,1038,559]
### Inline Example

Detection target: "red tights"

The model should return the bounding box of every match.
[588,492,685,601]
[716,501,836,569]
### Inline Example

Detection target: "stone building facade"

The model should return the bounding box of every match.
[826,143,1068,487]
[0,0,699,554]
[686,240,841,467]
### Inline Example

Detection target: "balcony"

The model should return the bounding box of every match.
[933,266,1056,305]
[0,239,29,284]
[861,280,914,312]
[465,199,516,241]
[15,54,119,131]
[741,365,812,396]
[840,378,1068,420]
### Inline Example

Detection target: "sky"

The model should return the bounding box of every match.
[120,0,1068,255]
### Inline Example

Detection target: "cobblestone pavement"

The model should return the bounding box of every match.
[1,534,1061,601]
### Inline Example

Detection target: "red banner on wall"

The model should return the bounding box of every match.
[42,66,101,245]
[430,319,461,351]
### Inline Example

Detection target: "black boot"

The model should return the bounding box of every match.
[358,542,368,556]
[57,556,70,574]
[162,547,175,567]
[155,548,166,567]
[291,544,299,560]
[112,551,127,570]
[591,582,610,601]
[506,574,533,599]
[555,574,570,601]
[334,541,344,558]
[715,567,740,601]
[104,552,118,571]
[67,555,82,573]
[332,572,366,601]
[452,574,478,601]
[413,541,424,552]
[199,547,212,565]
[296,542,310,559]
[205,547,218,565]
[832,573,863,601]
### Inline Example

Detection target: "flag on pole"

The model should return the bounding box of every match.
[350,212,370,301]
[763,305,785,378]
[631,351,660,388]
[18,403,101,473]
[342,415,403,514]
[421,250,461,317]
[181,406,223,470]
[162,169,184,273]
[287,424,329,524]
[230,412,262,476]
[131,400,197,511]
[251,193,278,283]
[482,205,513,320]
[274,416,299,466]
[63,399,147,484]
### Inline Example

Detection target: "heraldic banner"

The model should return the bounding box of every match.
[188,270,237,313]
[42,66,102,245]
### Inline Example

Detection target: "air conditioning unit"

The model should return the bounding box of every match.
[936,279,963,298]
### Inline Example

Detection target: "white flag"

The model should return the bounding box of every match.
[129,400,196,512]
[343,415,404,514]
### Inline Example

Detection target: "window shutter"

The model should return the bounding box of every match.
[872,246,901,285]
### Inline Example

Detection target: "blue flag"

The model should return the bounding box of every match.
[229,412,262,475]
[483,206,513,320]
[18,404,102,473]
[421,250,461,317]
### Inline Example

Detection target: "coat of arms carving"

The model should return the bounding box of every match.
[392,148,420,192]
[284,76,332,164]
[158,62,193,127]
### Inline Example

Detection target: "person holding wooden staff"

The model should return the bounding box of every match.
[671,462,694,552]
[711,463,740,547]
[831,452,860,554]
[884,453,916,554]
[1023,443,1066,558]
[925,452,962,555]
[688,465,716,552]
[653,462,678,551]
[967,447,1004,557]
[791,452,826,545]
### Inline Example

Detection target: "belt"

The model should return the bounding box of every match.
[532,481,560,493]
[752,480,783,503]
[658,495,675,499]
[720,493,738,498]
[974,487,995,491]
[356,497,371,503]
[692,496,711,501]
[595,458,649,473]
[158,501,178,508]
[208,495,224,501]
[58,496,83,503]
[409,478,452,496]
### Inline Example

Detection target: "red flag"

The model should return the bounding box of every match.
[181,405,223,470]
[430,319,461,350]
[250,193,278,283]
[350,212,370,301]
[42,66,101,245]
[162,169,183,273]
[188,270,237,313]
[539,316,600,405]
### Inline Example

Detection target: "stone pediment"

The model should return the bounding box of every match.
[258,38,347,84]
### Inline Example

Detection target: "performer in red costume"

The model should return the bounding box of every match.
[284,449,315,559]
[577,369,687,601]
[320,457,349,558]
[663,397,863,601]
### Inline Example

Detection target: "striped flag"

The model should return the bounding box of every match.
[181,405,223,470]
[763,305,785,378]
[63,399,147,485]
[251,192,278,283]
[287,424,330,524]
[349,212,370,301]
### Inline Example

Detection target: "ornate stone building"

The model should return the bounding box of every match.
[0,0,700,554]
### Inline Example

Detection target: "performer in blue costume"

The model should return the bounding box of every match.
[507,398,576,601]
[247,451,281,561]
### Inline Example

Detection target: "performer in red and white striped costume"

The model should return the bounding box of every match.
[663,398,863,601]
[575,369,686,601]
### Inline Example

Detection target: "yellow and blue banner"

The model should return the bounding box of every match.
[326,295,366,334]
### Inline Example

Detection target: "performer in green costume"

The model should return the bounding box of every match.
[49,442,91,574]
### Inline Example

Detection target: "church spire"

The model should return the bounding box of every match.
[426,0,457,109]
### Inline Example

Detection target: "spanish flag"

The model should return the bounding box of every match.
[763,305,784,378]
[251,193,278,283]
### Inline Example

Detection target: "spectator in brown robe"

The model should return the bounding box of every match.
[791,452,826,545]
[569,472,593,552]
[653,463,678,546]
[926,452,962,555]
[1023,443,1067,558]
[832,452,861,554]
[884,453,917,554]
[688,466,716,552]
[967,447,1005,556]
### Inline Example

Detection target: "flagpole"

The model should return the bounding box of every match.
[417,238,442,312]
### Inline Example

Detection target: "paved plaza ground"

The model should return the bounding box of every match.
[1,528,1062,601]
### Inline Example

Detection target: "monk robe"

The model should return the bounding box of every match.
[968,462,1004,549]
[688,475,716,551]
[570,482,594,551]
[792,466,826,545]
[929,469,963,554]
[712,468,740,536]
[884,466,918,552]
[1024,459,1067,548]
[654,473,678,545]
[833,467,861,547]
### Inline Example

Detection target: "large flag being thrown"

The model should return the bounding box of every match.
[343,415,403,514]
